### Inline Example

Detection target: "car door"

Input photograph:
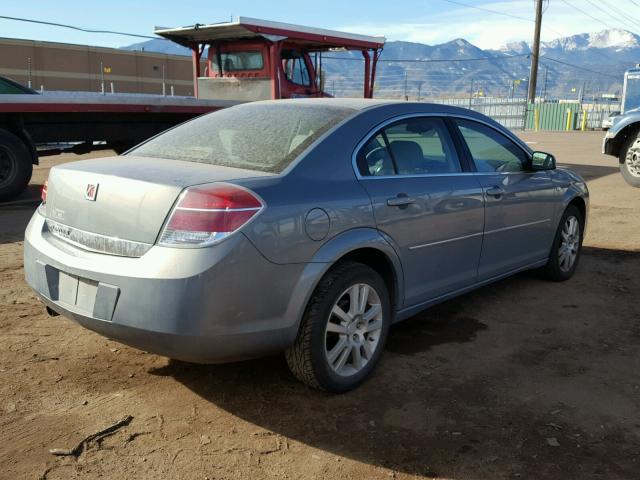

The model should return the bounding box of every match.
[355,116,485,307]
[452,118,559,280]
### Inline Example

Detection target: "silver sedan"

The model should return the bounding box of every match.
[24,99,589,392]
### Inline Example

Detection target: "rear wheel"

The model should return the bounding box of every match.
[539,205,584,281]
[619,133,640,187]
[285,261,391,392]
[0,129,33,202]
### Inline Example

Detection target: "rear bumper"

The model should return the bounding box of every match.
[24,211,309,363]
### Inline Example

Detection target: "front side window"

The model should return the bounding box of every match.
[356,117,461,177]
[455,119,527,173]
[130,103,354,173]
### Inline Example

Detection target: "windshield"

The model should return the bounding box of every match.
[624,73,640,113]
[129,103,355,173]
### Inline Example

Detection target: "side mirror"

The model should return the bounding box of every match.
[530,151,556,171]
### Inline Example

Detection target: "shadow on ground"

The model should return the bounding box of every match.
[0,204,36,244]
[557,162,619,181]
[151,247,639,479]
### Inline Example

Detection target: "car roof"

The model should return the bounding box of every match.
[248,97,491,116]
[237,98,532,154]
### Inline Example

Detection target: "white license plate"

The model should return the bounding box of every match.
[58,271,98,312]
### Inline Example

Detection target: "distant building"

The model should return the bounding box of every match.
[0,37,195,96]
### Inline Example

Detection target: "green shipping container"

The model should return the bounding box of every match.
[526,103,581,131]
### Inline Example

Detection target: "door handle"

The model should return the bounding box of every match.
[387,194,416,207]
[485,186,505,198]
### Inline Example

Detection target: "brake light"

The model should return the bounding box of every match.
[41,179,48,204]
[158,183,264,247]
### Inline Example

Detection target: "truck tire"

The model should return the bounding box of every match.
[619,132,640,187]
[110,141,135,155]
[0,129,33,202]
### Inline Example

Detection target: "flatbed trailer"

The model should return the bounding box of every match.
[0,92,234,200]
[0,16,384,201]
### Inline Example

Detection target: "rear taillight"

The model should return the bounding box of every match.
[41,179,48,204]
[158,183,264,247]
[38,179,48,215]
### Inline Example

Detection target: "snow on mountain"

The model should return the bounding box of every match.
[541,29,640,52]
[121,28,640,96]
[496,41,531,56]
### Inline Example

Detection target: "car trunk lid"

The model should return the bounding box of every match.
[43,156,271,247]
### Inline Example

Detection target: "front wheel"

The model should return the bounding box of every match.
[539,205,584,281]
[619,134,640,187]
[285,261,391,393]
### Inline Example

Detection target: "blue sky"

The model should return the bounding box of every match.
[1,1,637,49]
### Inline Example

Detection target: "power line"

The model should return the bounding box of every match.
[558,0,616,30]
[583,0,640,31]
[0,15,166,40]
[540,56,619,78]
[323,53,531,63]
[601,0,640,25]
[436,0,535,23]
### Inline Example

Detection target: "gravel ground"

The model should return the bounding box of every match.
[1,131,639,480]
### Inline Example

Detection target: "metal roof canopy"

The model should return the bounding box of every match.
[154,16,385,51]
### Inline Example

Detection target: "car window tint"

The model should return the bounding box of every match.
[357,134,395,176]
[455,119,527,173]
[357,117,461,177]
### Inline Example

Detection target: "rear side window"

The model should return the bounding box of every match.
[454,119,527,173]
[130,103,355,173]
[356,117,461,177]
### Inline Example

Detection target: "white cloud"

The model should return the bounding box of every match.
[338,0,629,49]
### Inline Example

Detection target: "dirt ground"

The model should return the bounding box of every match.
[1,131,639,480]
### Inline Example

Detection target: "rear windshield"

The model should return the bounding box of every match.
[212,51,264,71]
[129,103,355,173]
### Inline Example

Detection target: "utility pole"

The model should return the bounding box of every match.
[527,0,543,103]
[469,79,474,107]
[403,71,408,101]
[417,81,422,102]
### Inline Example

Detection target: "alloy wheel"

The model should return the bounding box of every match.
[558,215,580,272]
[324,283,383,377]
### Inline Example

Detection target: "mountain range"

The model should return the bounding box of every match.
[122,28,640,99]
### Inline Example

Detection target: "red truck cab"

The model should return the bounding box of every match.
[156,17,385,101]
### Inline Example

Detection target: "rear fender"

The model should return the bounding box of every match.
[281,227,404,343]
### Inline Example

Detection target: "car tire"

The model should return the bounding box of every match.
[285,261,391,393]
[0,129,33,202]
[539,205,584,281]
[619,133,640,188]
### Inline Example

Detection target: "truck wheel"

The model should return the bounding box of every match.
[0,129,33,202]
[619,133,640,187]
[110,141,135,155]
[285,261,391,393]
